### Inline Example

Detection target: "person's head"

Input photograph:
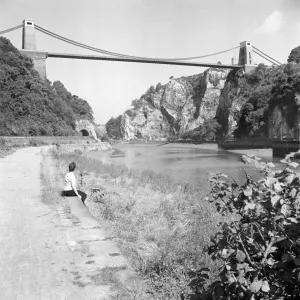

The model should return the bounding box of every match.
[69,162,76,172]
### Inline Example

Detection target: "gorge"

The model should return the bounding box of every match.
[106,46,300,142]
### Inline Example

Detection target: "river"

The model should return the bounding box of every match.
[87,143,278,187]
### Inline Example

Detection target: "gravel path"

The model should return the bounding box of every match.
[0,147,108,300]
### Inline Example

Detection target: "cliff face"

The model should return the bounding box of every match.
[121,68,230,140]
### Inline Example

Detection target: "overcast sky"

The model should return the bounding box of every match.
[1,0,300,124]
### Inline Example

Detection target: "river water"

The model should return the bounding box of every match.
[87,143,277,187]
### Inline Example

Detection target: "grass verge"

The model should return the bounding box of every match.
[56,150,225,299]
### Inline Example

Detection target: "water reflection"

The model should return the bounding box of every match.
[87,143,274,187]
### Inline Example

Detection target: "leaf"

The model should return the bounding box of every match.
[268,246,277,254]
[274,182,282,192]
[265,177,277,187]
[244,186,253,197]
[266,162,275,168]
[294,257,300,266]
[288,217,298,223]
[250,280,263,293]
[267,258,275,266]
[244,202,256,210]
[261,281,270,292]
[281,204,289,216]
[271,195,281,207]
[236,263,248,270]
[217,172,228,179]
[281,254,293,262]
[289,188,297,198]
[289,162,299,168]
[236,250,246,263]
[285,174,295,184]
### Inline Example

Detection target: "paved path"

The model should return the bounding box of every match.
[0,147,148,300]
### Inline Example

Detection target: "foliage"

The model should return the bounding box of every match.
[234,86,271,138]
[105,115,123,139]
[181,118,221,141]
[288,46,300,64]
[269,65,300,129]
[231,64,284,138]
[0,37,94,136]
[205,151,300,299]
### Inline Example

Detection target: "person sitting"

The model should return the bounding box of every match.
[62,162,87,203]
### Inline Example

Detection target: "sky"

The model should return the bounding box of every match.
[1,0,300,124]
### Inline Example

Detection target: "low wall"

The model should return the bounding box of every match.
[0,136,94,147]
[218,138,273,150]
[57,142,112,154]
[273,141,300,158]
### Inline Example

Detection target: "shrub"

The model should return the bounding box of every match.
[204,151,300,299]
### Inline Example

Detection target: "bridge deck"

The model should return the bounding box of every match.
[46,52,242,69]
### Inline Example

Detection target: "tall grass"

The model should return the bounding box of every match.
[57,151,223,299]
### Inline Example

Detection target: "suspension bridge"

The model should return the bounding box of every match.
[0,19,282,80]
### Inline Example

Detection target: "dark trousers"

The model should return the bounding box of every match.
[62,190,87,203]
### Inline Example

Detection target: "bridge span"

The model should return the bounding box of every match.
[1,19,282,80]
[47,52,242,69]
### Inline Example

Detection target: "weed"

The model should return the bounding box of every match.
[57,153,220,299]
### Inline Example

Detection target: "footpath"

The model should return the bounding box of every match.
[0,147,149,300]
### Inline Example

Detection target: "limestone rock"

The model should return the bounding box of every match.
[121,68,230,140]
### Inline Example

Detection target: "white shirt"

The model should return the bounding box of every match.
[64,172,76,191]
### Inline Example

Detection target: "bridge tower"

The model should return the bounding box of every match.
[20,19,47,80]
[22,19,36,50]
[238,41,256,73]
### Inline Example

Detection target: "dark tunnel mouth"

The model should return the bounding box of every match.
[81,129,89,136]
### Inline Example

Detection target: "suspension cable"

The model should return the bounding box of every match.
[35,24,239,62]
[252,50,280,66]
[0,24,23,35]
[253,46,281,65]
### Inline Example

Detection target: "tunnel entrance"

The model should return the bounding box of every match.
[81,129,89,136]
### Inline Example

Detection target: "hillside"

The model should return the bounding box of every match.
[106,45,300,141]
[0,37,94,136]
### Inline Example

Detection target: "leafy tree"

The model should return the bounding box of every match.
[0,36,94,136]
[203,152,300,299]
[288,45,300,64]
[105,115,122,139]
[156,82,162,92]
[149,85,155,94]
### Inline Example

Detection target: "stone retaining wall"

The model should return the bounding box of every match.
[57,142,112,154]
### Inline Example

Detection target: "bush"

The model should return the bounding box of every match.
[204,151,300,299]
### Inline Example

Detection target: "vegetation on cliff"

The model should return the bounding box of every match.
[105,115,122,139]
[225,45,300,140]
[224,64,283,139]
[0,37,94,136]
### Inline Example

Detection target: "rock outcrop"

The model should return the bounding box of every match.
[75,120,98,140]
[121,68,230,140]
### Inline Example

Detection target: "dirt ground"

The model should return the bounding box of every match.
[0,147,148,300]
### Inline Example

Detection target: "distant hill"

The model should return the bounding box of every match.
[0,37,94,136]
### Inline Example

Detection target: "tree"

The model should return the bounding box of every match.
[288,45,300,64]
[0,37,94,136]
[105,115,123,139]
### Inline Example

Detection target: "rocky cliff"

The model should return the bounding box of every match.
[121,68,230,140]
